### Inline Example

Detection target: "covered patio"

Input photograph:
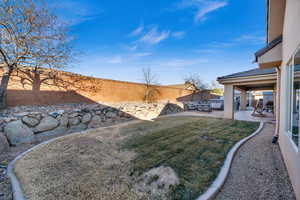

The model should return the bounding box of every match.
[218,67,279,122]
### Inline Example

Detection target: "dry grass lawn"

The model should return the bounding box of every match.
[14,116,259,200]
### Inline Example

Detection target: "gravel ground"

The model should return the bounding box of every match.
[0,144,35,200]
[215,123,296,200]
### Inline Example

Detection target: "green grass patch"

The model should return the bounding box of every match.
[122,116,259,200]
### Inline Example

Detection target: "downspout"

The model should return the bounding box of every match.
[272,66,281,143]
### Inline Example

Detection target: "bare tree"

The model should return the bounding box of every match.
[184,73,208,101]
[142,68,160,103]
[184,73,208,90]
[208,80,224,96]
[0,0,74,108]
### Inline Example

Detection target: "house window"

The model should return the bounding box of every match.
[286,47,300,148]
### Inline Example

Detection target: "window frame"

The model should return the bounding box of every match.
[285,45,300,152]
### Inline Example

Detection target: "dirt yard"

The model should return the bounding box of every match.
[13,116,259,200]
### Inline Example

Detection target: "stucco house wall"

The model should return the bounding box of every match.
[278,0,300,199]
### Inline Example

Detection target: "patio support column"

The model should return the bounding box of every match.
[240,90,247,111]
[224,84,234,119]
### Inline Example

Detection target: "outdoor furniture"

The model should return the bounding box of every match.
[252,99,264,116]
[209,99,224,110]
[197,104,212,112]
[265,101,274,113]
[186,103,198,110]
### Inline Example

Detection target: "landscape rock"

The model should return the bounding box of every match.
[69,123,87,133]
[34,126,68,142]
[33,117,59,133]
[4,120,34,145]
[88,115,102,128]
[135,166,179,199]
[0,132,9,152]
[69,112,80,118]
[57,114,69,127]
[49,110,64,118]
[105,111,117,118]
[14,112,30,118]
[3,117,17,123]
[68,117,81,126]
[81,113,92,124]
[22,116,40,127]
[0,102,184,147]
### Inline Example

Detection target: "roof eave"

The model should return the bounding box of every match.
[254,35,282,62]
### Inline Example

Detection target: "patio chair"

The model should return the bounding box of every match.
[252,99,264,116]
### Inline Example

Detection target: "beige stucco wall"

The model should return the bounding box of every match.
[240,90,247,111]
[268,0,286,42]
[223,84,234,119]
[278,0,300,199]
[279,66,300,200]
[257,43,282,64]
[282,0,300,64]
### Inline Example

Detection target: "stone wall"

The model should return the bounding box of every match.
[0,102,184,147]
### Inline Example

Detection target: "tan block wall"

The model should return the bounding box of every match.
[2,69,192,106]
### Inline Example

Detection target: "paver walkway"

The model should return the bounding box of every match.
[215,123,296,200]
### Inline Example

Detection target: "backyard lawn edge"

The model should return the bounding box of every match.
[196,121,264,200]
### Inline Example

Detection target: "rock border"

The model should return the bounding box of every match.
[196,121,264,200]
[7,120,141,200]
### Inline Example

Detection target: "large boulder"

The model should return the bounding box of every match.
[22,116,40,127]
[69,112,80,118]
[33,116,59,133]
[4,120,34,145]
[81,113,92,124]
[57,114,69,127]
[69,123,87,133]
[88,115,102,128]
[34,126,68,143]
[135,166,179,199]
[68,117,80,126]
[0,132,9,153]
[105,111,117,118]
[49,110,64,118]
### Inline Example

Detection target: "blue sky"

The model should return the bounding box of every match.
[53,0,266,85]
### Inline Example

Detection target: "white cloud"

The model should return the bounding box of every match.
[195,34,265,54]
[234,34,265,44]
[208,34,265,48]
[139,27,170,45]
[195,1,227,22]
[194,49,218,54]
[172,31,186,39]
[51,0,102,25]
[209,41,234,48]
[130,24,144,36]
[160,58,208,69]
[133,52,152,58]
[178,0,228,23]
[125,44,138,51]
[106,56,123,64]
